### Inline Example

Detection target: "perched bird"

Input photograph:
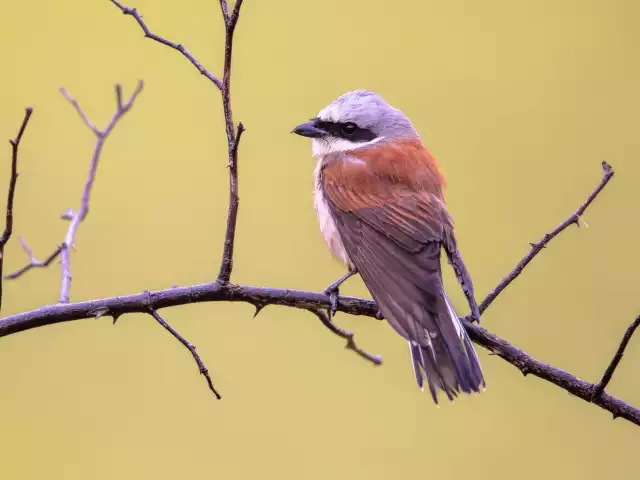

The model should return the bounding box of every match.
[292,90,485,403]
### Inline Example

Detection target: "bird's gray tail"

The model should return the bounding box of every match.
[409,293,485,403]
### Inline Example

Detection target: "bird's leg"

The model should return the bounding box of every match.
[324,268,357,318]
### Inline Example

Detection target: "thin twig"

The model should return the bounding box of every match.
[60,91,99,134]
[591,315,640,400]
[466,161,614,320]
[58,83,143,303]
[216,0,245,283]
[148,308,221,399]
[307,307,383,366]
[228,0,244,29]
[4,237,63,280]
[219,0,230,22]
[109,0,223,90]
[218,122,244,282]
[0,108,33,309]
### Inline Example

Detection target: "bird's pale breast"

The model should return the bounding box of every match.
[313,158,352,267]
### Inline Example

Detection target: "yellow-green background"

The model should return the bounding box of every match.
[1,0,638,478]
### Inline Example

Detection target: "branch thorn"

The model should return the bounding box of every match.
[252,302,266,318]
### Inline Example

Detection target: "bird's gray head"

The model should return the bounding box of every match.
[292,90,420,157]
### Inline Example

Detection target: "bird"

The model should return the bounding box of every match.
[292,90,485,404]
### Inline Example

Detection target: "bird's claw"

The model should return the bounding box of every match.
[324,286,340,319]
[323,269,357,320]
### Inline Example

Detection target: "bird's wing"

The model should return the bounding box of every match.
[320,139,483,400]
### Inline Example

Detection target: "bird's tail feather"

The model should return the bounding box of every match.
[409,293,485,404]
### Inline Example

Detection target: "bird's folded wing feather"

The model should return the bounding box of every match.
[320,140,480,344]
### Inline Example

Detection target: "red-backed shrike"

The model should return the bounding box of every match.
[292,90,485,403]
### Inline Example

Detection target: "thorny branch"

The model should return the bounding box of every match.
[0,108,33,310]
[148,307,221,399]
[0,1,638,427]
[465,161,615,320]
[1,238,639,425]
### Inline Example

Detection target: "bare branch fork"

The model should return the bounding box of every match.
[1,1,638,426]
[57,83,144,304]
[107,1,244,283]
[4,238,63,280]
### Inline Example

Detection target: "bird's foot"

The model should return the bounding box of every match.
[324,285,340,319]
[323,269,357,319]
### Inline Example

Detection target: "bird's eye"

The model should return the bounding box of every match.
[341,122,358,136]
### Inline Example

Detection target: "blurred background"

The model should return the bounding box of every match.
[1,0,639,478]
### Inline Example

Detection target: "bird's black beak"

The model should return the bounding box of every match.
[292,120,326,138]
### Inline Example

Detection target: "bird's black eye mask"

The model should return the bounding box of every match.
[313,119,377,142]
